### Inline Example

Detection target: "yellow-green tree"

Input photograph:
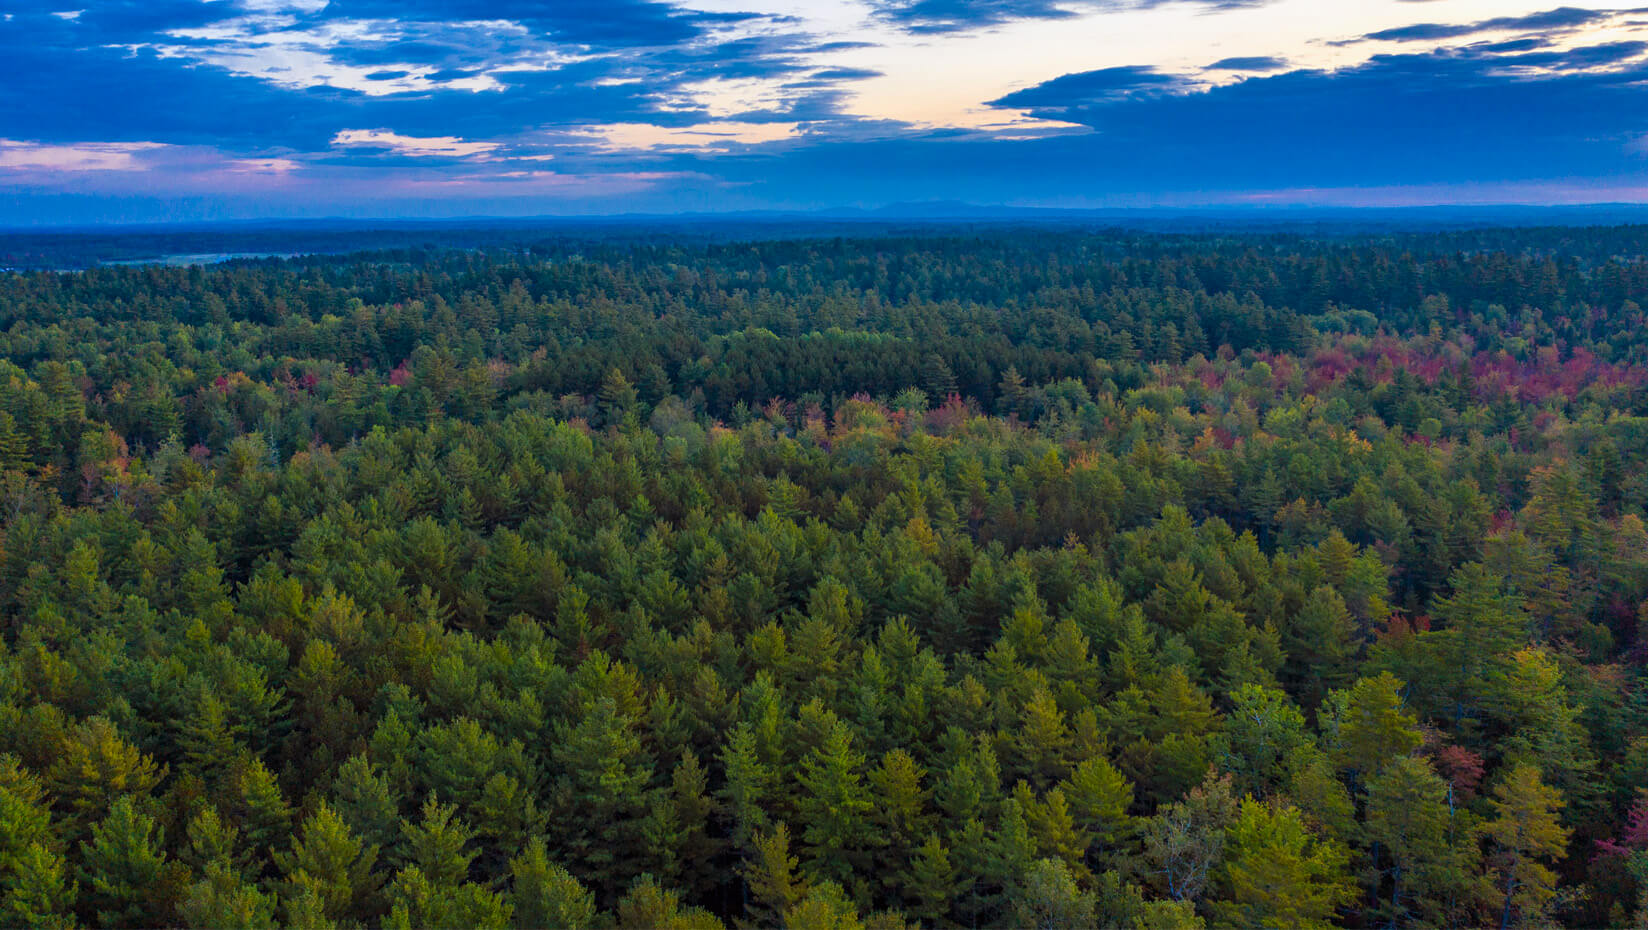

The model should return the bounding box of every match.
[1211,799,1354,930]
[1483,765,1569,929]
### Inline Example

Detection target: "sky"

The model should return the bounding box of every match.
[2,0,1648,223]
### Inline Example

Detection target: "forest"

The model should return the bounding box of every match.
[0,226,1646,928]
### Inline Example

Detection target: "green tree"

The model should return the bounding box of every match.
[719,722,776,856]
[1326,673,1422,785]
[179,862,279,930]
[1430,564,1530,729]
[274,802,381,924]
[0,759,75,930]
[1284,586,1359,709]
[784,881,867,930]
[1059,756,1134,857]
[508,837,597,930]
[1364,756,1475,928]
[903,836,962,926]
[1,843,77,930]
[615,875,725,930]
[869,748,933,893]
[795,721,873,891]
[550,694,653,898]
[331,755,402,856]
[1211,798,1354,930]
[401,796,477,886]
[1483,765,1569,929]
[79,795,177,930]
[1222,683,1312,798]
[743,823,806,928]
[384,865,513,930]
[1006,858,1099,930]
[46,717,164,832]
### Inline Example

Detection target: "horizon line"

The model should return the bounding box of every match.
[6,201,1648,234]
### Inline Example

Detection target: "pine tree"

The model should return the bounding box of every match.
[1327,672,1422,784]
[920,354,958,402]
[1014,688,1074,785]
[719,723,775,856]
[784,881,865,930]
[549,695,653,898]
[982,798,1038,920]
[1484,765,1569,929]
[0,411,29,472]
[1222,683,1311,798]
[401,796,476,887]
[600,368,640,427]
[331,755,402,859]
[1285,586,1358,710]
[667,751,721,897]
[1211,799,1354,930]
[230,758,293,866]
[274,802,381,924]
[508,838,596,930]
[615,875,725,930]
[903,836,961,926]
[179,862,278,930]
[1364,756,1474,928]
[869,748,932,892]
[182,806,250,879]
[742,823,805,928]
[46,717,164,831]
[1023,786,1087,870]
[1060,756,1134,858]
[1007,858,1098,930]
[1,843,77,930]
[78,796,174,930]
[0,755,74,930]
[1430,564,1529,729]
[794,721,873,891]
[383,864,513,930]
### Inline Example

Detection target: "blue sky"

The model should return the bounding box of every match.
[2,0,1647,223]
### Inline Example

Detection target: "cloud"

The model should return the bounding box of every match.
[1360,6,1614,43]
[312,0,760,50]
[0,140,166,171]
[869,0,1082,34]
[228,157,303,173]
[867,0,1269,35]
[0,0,840,156]
[990,66,1190,111]
[331,129,500,158]
[977,43,1648,194]
[811,68,884,81]
[1206,56,1286,71]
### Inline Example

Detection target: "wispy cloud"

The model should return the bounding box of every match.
[865,0,1272,35]
[0,139,165,171]
[331,129,500,158]
[1354,6,1616,43]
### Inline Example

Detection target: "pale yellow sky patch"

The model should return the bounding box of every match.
[572,122,802,152]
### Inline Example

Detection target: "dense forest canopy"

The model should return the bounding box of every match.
[1,227,1647,929]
